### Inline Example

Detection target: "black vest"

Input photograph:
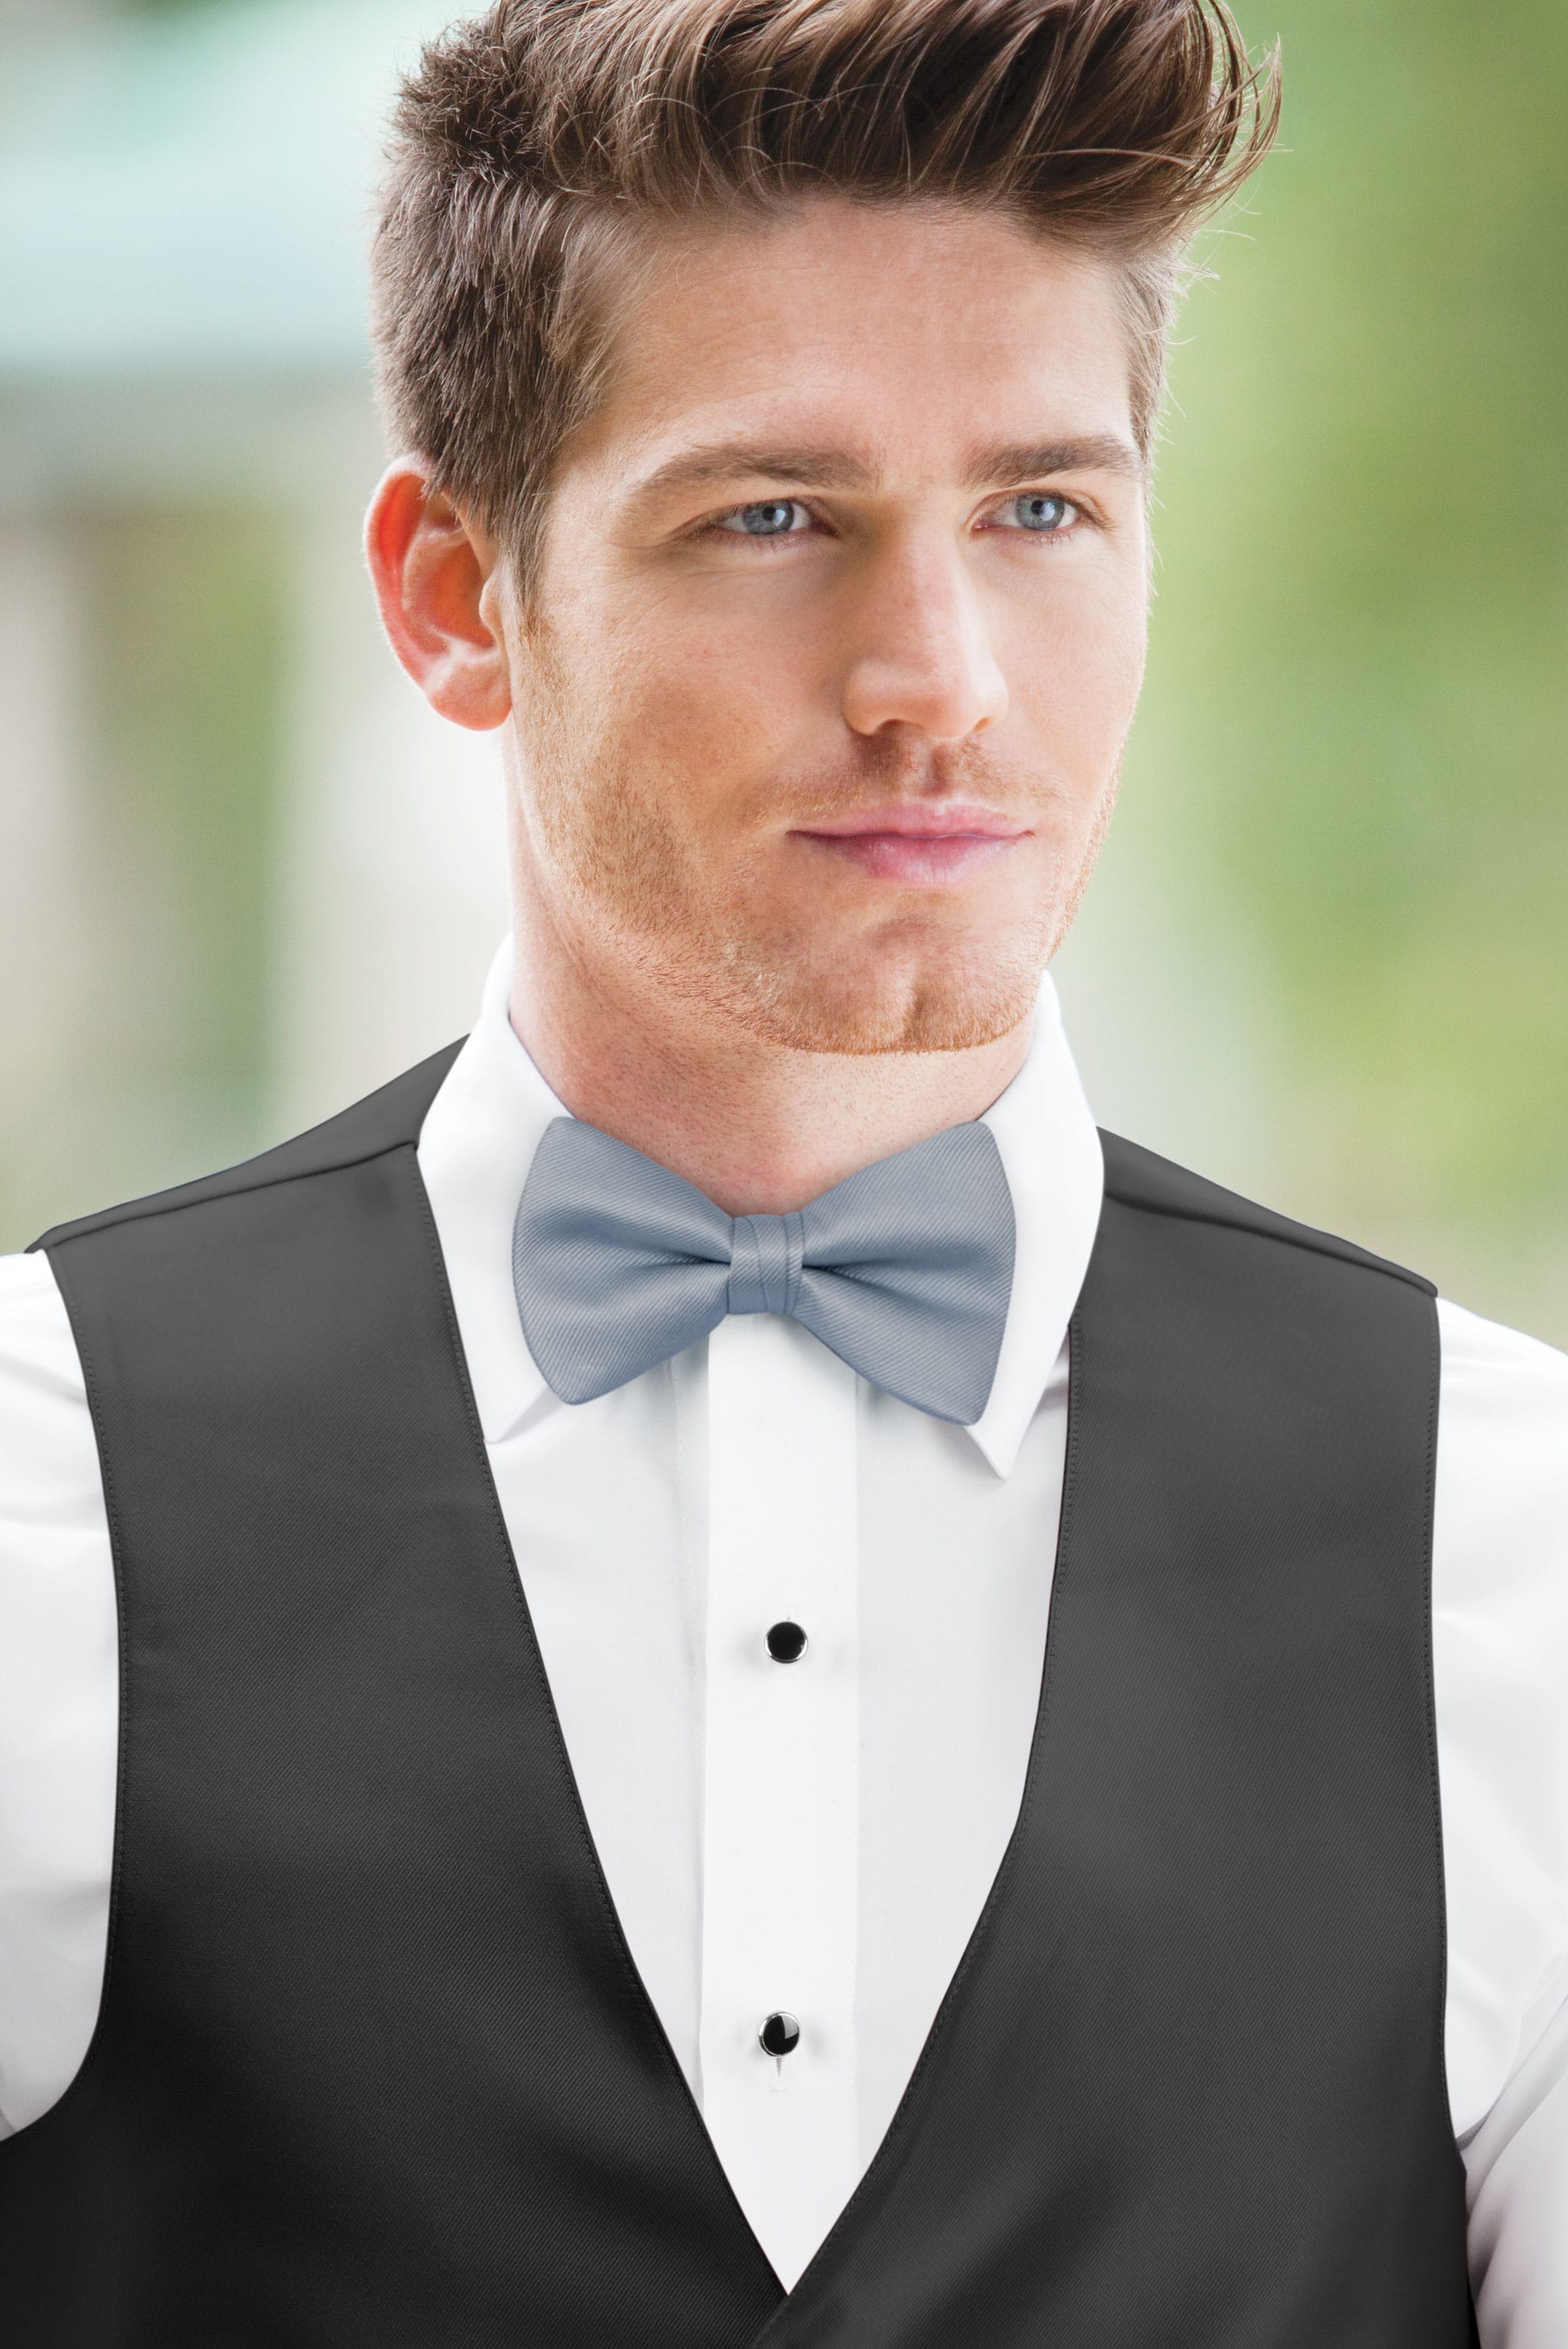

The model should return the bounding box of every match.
[0,1049,1477,2346]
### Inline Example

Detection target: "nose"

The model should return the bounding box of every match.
[838,531,1009,743]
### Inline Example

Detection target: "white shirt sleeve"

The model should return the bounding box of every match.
[1434,1298,1568,2343]
[0,1248,116,2137]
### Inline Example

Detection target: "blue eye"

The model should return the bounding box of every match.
[717,500,805,537]
[1004,493,1076,534]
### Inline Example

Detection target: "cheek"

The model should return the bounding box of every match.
[521,629,786,915]
[606,612,818,824]
[1014,567,1147,773]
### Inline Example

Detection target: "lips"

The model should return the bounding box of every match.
[792,803,1029,884]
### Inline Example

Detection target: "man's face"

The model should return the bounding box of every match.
[501,197,1150,1055]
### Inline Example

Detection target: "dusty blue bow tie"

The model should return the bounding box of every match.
[512,1116,1015,1425]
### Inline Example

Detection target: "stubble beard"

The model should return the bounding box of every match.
[516,659,1121,1059]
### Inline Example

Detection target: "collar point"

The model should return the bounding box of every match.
[963,1411,1031,1481]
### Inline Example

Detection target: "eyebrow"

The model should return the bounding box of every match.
[975,437,1145,487]
[631,433,1145,503]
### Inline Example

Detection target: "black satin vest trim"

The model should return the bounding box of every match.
[0,1050,1476,2345]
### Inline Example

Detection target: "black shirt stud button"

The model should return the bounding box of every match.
[760,2011,801,2065]
[765,1620,808,1664]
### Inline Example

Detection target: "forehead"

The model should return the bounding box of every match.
[572,196,1137,485]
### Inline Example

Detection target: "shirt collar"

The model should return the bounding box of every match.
[969,977,1104,1476]
[416,936,1104,1476]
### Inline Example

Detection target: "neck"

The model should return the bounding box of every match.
[506,912,1032,1220]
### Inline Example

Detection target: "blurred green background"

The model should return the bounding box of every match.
[2,0,1565,1343]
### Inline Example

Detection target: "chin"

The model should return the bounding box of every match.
[715,939,1047,1057]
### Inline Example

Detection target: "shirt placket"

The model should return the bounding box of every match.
[696,1310,861,2289]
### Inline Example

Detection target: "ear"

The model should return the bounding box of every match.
[364,461,511,731]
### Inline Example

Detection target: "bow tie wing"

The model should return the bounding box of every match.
[792,1124,1016,1425]
[514,1119,733,1403]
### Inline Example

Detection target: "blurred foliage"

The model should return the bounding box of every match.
[1142,0,1567,1266]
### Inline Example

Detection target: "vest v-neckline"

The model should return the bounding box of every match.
[415,1141,1070,2329]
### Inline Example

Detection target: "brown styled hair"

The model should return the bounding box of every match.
[371,0,1279,591]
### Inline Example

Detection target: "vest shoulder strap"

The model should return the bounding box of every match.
[31,1042,464,1255]
[1099,1128,1436,1296]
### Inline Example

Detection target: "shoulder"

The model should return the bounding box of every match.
[1435,1296,1568,1570]
[1098,1129,1435,1295]
[1437,1292,1568,1414]
[1433,1296,1568,1620]
[0,1247,100,1529]
[32,1044,463,1258]
[0,1247,87,1401]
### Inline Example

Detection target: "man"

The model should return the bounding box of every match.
[0,0,1563,2339]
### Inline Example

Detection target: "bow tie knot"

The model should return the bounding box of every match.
[512,1116,1015,1425]
[727,1211,807,1318]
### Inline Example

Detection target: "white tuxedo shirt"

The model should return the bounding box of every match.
[1,940,1565,2331]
